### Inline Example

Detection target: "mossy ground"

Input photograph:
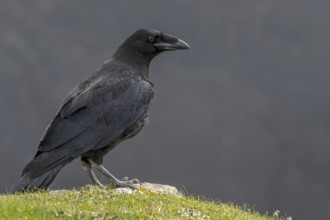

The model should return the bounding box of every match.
[0,186,288,219]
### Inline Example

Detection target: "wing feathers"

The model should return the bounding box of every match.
[37,76,153,154]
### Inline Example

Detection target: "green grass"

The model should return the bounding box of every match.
[0,186,286,220]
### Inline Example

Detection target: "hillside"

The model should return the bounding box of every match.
[0,184,288,220]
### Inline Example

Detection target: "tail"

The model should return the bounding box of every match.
[10,150,73,193]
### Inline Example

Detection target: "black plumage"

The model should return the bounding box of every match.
[10,28,189,193]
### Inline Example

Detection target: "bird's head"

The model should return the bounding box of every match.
[113,28,190,70]
[131,28,190,54]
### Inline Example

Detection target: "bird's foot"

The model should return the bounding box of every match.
[109,177,140,189]
[95,182,107,188]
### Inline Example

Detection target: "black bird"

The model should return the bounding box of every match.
[10,28,189,193]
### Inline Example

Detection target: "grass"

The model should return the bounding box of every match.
[0,186,288,220]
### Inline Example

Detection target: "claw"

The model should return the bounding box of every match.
[130,178,140,184]
[113,179,140,189]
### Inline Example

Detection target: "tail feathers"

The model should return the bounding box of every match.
[10,165,63,193]
[10,151,73,193]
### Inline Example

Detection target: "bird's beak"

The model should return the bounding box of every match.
[154,34,190,51]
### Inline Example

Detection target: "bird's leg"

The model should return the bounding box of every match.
[88,168,105,187]
[81,159,105,187]
[89,159,140,189]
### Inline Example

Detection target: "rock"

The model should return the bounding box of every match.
[50,182,183,198]
[112,182,183,198]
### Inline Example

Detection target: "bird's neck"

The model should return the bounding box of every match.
[113,48,151,78]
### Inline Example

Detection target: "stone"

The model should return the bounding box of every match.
[112,182,183,198]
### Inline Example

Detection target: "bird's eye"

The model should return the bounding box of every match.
[147,36,156,43]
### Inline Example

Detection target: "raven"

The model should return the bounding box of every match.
[10,28,189,193]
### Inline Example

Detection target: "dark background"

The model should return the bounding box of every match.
[1,1,329,219]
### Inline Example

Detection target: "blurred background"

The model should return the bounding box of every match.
[1,0,329,219]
